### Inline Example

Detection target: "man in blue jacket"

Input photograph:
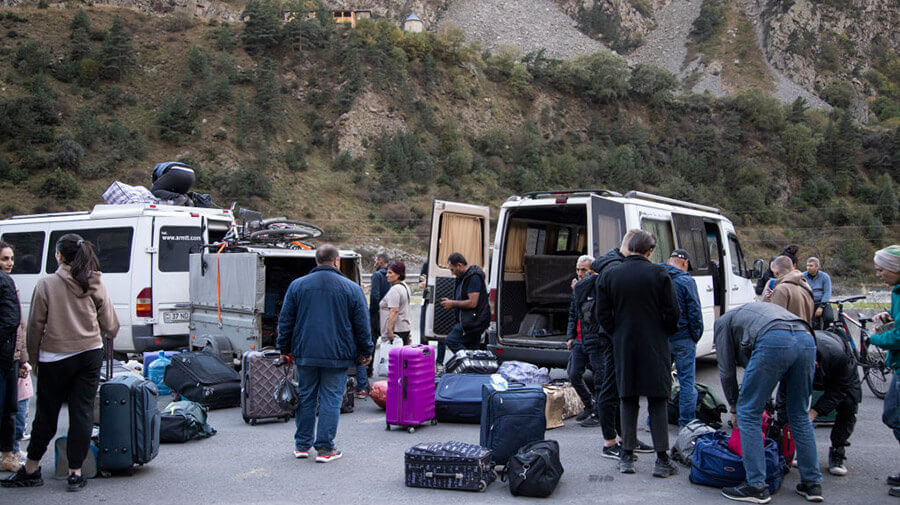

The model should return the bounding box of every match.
[277,244,373,463]
[663,249,703,427]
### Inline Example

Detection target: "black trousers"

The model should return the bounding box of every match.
[567,342,595,411]
[829,396,858,456]
[621,396,668,453]
[592,336,621,441]
[0,361,17,453]
[151,167,195,201]
[28,349,103,469]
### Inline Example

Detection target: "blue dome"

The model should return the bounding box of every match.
[405,13,422,22]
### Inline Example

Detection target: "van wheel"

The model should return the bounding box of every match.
[203,336,234,366]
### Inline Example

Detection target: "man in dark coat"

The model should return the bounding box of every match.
[439,253,490,353]
[596,230,680,477]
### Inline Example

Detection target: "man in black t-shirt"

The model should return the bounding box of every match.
[439,253,489,354]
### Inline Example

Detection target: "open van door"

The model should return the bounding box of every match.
[425,201,490,344]
[672,213,716,355]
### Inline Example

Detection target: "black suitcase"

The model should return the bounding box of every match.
[405,441,495,492]
[164,350,241,409]
[98,374,161,474]
[241,350,294,424]
[444,350,499,374]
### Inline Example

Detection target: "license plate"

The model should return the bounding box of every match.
[163,311,190,324]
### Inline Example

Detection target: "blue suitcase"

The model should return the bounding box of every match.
[98,374,161,474]
[480,383,546,465]
[435,373,493,424]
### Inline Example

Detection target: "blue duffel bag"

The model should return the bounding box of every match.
[689,431,784,494]
[435,373,494,423]
[480,383,546,466]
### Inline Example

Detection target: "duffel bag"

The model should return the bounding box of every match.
[505,440,564,497]
[689,432,783,494]
[160,401,216,443]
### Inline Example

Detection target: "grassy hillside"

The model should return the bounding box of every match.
[0,4,896,282]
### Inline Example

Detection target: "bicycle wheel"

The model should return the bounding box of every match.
[863,343,891,399]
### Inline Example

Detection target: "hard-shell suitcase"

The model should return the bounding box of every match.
[98,374,161,474]
[435,373,493,424]
[405,441,495,492]
[241,350,294,424]
[386,344,437,433]
[164,350,241,409]
[480,383,546,465]
[444,350,499,374]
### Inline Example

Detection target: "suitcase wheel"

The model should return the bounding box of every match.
[243,416,250,425]
[385,423,391,431]
[407,426,415,434]
[430,419,438,426]
[100,470,111,478]
[478,480,487,492]
[282,416,290,423]
[250,419,258,426]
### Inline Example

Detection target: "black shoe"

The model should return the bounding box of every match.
[1,467,43,488]
[634,439,654,453]
[652,458,678,478]
[617,456,635,474]
[580,415,602,428]
[890,487,900,497]
[889,474,900,487]
[828,447,847,476]
[796,482,824,502]
[575,409,592,422]
[722,482,772,504]
[66,474,86,492]
[601,443,622,460]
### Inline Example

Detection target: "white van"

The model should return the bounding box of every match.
[424,190,761,368]
[0,204,234,354]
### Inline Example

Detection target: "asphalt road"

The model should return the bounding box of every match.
[3,359,899,505]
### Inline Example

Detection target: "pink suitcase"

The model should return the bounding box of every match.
[386,344,437,433]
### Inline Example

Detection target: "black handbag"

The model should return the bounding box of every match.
[505,440,564,498]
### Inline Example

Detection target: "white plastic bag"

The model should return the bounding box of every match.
[373,336,403,377]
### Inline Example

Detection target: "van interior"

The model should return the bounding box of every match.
[259,255,360,347]
[498,205,587,348]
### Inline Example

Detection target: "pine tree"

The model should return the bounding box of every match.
[98,17,135,81]
[241,0,282,55]
[69,8,92,61]
[253,59,281,130]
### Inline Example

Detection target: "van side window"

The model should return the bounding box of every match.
[727,235,747,277]
[46,228,133,273]
[159,226,202,272]
[0,232,44,274]
[640,218,675,264]
[437,213,484,268]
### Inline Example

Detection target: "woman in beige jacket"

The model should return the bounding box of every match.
[2,234,118,492]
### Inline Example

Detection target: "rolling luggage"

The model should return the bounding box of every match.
[164,350,241,409]
[689,432,784,494]
[386,344,436,433]
[435,373,493,424]
[405,441,495,492]
[98,374,161,474]
[445,350,499,374]
[480,383,546,465]
[241,350,294,424]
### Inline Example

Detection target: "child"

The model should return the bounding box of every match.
[13,362,32,461]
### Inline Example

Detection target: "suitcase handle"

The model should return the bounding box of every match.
[426,471,463,479]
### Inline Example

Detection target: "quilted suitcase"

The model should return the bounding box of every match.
[241,350,294,424]
[444,350,499,374]
[98,374,161,474]
[480,383,546,465]
[405,441,495,492]
[386,344,436,433]
[164,350,241,409]
[435,373,493,424]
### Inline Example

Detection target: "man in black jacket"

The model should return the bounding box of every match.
[440,253,489,353]
[596,230,681,478]
[566,255,596,422]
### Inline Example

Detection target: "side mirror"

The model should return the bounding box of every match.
[751,259,766,279]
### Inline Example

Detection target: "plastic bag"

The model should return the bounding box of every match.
[273,374,299,411]
[373,336,403,377]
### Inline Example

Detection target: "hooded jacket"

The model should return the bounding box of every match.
[769,269,815,324]
[812,330,862,415]
[26,265,119,368]
[663,264,704,343]
[870,283,900,371]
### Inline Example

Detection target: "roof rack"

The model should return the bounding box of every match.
[7,210,91,220]
[519,189,623,200]
[623,191,721,214]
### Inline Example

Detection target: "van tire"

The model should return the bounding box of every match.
[203,336,234,366]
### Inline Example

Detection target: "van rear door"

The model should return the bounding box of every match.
[425,201,490,342]
[152,216,205,350]
[672,213,715,355]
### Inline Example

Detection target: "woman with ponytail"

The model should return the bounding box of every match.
[2,234,119,492]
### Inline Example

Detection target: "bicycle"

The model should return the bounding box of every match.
[218,207,324,249]
[825,295,892,399]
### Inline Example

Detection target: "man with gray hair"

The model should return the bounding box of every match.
[803,257,833,330]
[566,255,596,422]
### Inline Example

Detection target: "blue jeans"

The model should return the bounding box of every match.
[354,363,368,392]
[445,323,481,353]
[883,372,900,444]
[13,399,26,453]
[737,328,821,487]
[294,366,347,452]
[670,338,697,426]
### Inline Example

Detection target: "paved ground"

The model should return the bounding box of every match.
[3,359,899,504]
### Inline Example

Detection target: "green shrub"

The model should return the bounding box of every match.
[13,41,49,76]
[551,51,630,103]
[874,173,898,224]
[253,59,281,129]
[332,150,364,172]
[285,143,308,172]
[870,96,900,121]
[69,9,92,62]
[41,168,82,200]
[780,123,817,174]
[821,80,854,109]
[241,0,283,55]
[214,24,236,52]
[217,166,271,199]
[98,17,135,81]
[74,106,100,147]
[629,64,678,105]
[691,0,726,44]
[186,46,209,77]
[733,88,784,132]
[78,58,101,85]
[163,10,195,33]
[53,137,84,170]
[155,94,195,143]
[104,118,146,160]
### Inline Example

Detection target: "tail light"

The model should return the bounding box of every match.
[136,287,152,318]
[488,288,497,322]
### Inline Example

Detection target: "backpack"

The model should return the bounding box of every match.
[159,401,217,443]
[504,440,564,497]
[671,420,718,466]
[668,380,728,428]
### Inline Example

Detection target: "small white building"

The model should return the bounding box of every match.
[403,13,424,33]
